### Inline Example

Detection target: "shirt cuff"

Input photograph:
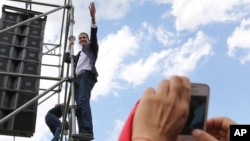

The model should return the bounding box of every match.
[91,23,97,28]
[66,48,70,53]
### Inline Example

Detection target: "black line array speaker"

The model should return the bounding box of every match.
[0,5,46,137]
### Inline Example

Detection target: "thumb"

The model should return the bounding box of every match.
[192,129,218,141]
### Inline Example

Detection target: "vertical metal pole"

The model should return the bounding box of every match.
[68,0,77,136]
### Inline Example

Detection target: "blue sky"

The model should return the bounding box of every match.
[1,0,250,141]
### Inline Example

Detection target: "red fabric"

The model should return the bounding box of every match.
[118,101,140,141]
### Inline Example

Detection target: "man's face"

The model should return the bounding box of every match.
[78,33,89,46]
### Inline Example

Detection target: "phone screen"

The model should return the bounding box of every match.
[181,95,208,135]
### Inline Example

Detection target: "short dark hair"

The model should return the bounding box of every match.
[79,32,89,40]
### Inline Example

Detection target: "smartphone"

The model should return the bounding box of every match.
[178,83,210,141]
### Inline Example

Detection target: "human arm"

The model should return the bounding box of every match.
[64,37,75,63]
[89,2,98,57]
[192,117,236,141]
[132,76,191,141]
[89,2,96,25]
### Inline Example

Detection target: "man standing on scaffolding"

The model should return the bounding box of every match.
[64,2,98,140]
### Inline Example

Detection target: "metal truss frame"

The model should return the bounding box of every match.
[0,0,77,140]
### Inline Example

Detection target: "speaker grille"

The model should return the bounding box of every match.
[0,5,46,137]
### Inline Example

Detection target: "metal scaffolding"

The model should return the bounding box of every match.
[0,0,78,140]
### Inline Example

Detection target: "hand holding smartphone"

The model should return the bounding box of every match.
[178,83,210,141]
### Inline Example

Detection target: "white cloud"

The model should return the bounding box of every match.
[162,31,214,76]
[155,25,175,46]
[106,22,214,87]
[138,0,173,4]
[154,0,173,4]
[120,51,169,86]
[119,30,213,86]
[171,0,249,31]
[92,26,140,100]
[97,0,133,20]
[227,18,250,64]
[142,22,176,46]
[106,119,124,141]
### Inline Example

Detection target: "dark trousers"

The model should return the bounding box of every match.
[75,71,96,134]
[45,112,62,141]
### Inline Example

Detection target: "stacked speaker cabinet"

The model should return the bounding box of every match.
[0,5,46,137]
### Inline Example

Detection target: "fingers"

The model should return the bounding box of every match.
[89,2,96,11]
[156,76,191,120]
[192,129,218,141]
[141,75,189,102]
[69,40,74,44]
[134,75,191,141]
[206,117,236,131]
[140,87,156,100]
[176,76,190,102]
[68,40,74,49]
[157,80,169,97]
[158,76,190,102]
[90,2,95,7]
[169,75,184,96]
[142,75,191,105]
[89,2,93,7]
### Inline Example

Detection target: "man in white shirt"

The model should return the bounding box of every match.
[64,2,98,140]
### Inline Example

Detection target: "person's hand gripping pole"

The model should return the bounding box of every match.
[68,35,75,55]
